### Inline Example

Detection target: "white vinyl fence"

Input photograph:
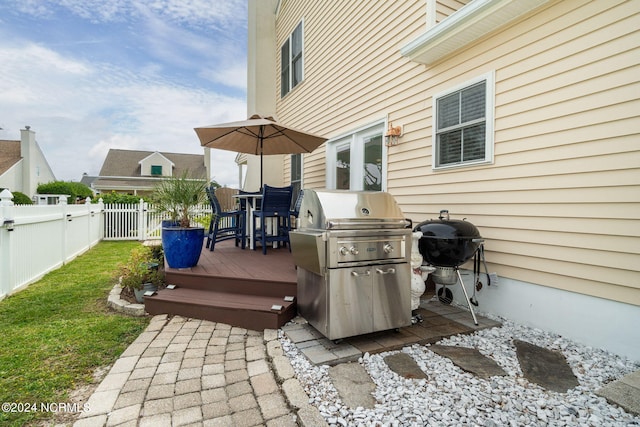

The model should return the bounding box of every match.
[0,192,211,299]
[102,200,210,240]
[0,192,103,299]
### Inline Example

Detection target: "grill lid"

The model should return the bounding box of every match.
[297,189,408,230]
[413,210,483,267]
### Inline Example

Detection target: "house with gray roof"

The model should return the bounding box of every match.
[93,149,208,196]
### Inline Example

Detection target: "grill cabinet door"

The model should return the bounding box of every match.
[328,268,373,339]
[373,263,411,332]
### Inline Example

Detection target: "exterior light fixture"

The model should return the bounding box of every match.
[385,122,403,146]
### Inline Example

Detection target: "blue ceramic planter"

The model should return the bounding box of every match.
[161,220,179,241]
[162,227,204,269]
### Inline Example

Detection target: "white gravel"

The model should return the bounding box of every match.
[280,315,640,426]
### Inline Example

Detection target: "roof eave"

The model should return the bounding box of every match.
[400,0,550,65]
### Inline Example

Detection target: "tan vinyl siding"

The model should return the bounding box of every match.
[276,0,426,188]
[436,0,470,23]
[272,0,640,306]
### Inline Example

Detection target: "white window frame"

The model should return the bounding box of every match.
[326,120,387,191]
[432,70,495,170]
[281,20,304,98]
[290,153,303,203]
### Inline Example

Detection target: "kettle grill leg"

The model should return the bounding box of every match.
[455,269,479,326]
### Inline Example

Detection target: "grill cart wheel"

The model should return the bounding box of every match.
[437,286,453,304]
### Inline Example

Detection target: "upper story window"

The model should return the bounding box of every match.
[151,165,162,176]
[433,71,494,169]
[281,21,304,98]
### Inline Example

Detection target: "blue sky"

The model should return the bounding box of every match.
[0,0,248,186]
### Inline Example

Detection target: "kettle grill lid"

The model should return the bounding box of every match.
[413,218,481,239]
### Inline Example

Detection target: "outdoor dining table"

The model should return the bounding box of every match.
[232,193,263,250]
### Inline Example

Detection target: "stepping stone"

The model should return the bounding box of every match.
[328,363,376,409]
[514,339,579,393]
[383,353,427,380]
[596,370,640,416]
[429,345,506,379]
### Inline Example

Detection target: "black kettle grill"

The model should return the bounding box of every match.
[414,210,485,325]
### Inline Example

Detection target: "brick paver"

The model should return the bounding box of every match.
[73,315,325,426]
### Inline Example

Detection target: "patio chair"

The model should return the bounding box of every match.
[252,185,294,255]
[206,186,246,251]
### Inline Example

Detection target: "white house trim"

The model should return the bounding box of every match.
[401,0,550,65]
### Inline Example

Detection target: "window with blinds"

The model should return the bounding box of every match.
[434,73,494,168]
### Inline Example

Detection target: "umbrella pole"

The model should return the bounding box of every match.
[259,129,264,191]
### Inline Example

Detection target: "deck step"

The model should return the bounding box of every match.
[164,269,297,298]
[144,287,296,330]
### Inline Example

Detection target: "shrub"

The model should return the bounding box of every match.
[98,192,146,204]
[116,246,163,291]
[0,189,32,204]
[11,191,32,205]
[37,181,93,203]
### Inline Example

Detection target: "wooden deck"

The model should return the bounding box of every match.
[144,240,298,330]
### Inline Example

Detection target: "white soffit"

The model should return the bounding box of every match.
[400,0,550,65]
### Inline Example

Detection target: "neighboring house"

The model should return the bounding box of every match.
[93,149,208,196]
[79,173,99,196]
[246,0,640,360]
[0,127,56,198]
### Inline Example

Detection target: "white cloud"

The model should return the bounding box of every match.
[0,0,249,187]
[0,41,246,185]
[7,0,247,29]
[200,62,247,90]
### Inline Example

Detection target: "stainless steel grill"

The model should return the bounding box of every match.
[290,189,412,341]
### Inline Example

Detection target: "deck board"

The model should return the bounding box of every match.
[176,240,297,283]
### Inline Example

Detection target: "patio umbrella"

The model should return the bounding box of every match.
[194,115,327,189]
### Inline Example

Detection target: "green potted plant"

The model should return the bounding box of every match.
[117,245,163,303]
[152,171,208,268]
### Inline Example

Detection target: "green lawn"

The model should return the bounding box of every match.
[0,241,151,426]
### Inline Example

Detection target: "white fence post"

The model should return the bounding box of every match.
[0,189,15,299]
[85,197,92,249]
[138,198,145,241]
[60,196,68,264]
[98,198,105,242]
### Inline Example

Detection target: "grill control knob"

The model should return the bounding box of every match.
[339,246,349,256]
[383,244,394,254]
[349,246,359,255]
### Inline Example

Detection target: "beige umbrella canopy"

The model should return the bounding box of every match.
[194,114,327,189]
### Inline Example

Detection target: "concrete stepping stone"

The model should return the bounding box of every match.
[383,353,427,380]
[596,370,640,416]
[328,363,376,409]
[514,339,578,393]
[429,345,506,379]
